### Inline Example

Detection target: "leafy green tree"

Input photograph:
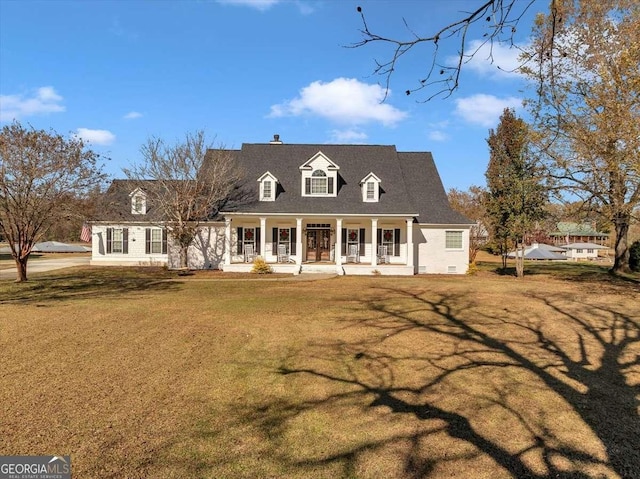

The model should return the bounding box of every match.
[447,185,488,264]
[485,108,547,277]
[521,0,640,274]
[0,122,107,282]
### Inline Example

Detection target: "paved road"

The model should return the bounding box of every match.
[0,256,90,281]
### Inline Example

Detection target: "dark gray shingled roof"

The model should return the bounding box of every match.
[94,180,166,222]
[220,143,471,224]
[97,143,472,225]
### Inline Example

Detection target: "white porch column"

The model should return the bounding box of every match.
[260,217,267,258]
[335,218,343,266]
[224,218,232,265]
[296,218,303,265]
[371,218,378,266]
[406,218,414,270]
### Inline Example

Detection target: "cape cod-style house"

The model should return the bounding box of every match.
[90,138,473,275]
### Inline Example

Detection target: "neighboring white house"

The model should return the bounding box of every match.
[562,242,608,261]
[90,139,473,275]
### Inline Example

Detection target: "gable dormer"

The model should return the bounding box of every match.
[129,188,147,215]
[299,151,339,197]
[360,172,381,202]
[257,171,278,201]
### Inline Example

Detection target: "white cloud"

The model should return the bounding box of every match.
[329,129,368,143]
[427,130,449,142]
[216,0,280,11]
[0,86,65,122]
[454,94,522,127]
[75,128,116,145]
[270,78,407,127]
[448,39,527,79]
[123,111,143,120]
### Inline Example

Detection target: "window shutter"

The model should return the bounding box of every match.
[328,177,334,194]
[377,228,382,247]
[359,228,365,255]
[237,227,243,254]
[123,228,129,254]
[341,228,346,255]
[394,229,400,256]
[106,228,112,254]
[256,227,261,254]
[145,228,151,254]
[305,178,311,195]
[291,228,297,255]
[162,229,168,254]
[272,227,278,255]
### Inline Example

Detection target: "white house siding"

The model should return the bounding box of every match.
[90,224,168,266]
[416,225,470,274]
[167,224,226,269]
[564,248,598,260]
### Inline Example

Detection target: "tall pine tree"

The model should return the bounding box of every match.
[485,108,547,278]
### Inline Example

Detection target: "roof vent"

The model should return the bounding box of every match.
[269,134,283,145]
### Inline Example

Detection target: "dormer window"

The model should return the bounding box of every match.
[300,151,339,197]
[366,182,375,200]
[361,172,381,202]
[258,171,278,201]
[311,170,328,194]
[130,188,147,214]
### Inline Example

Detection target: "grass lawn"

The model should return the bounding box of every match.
[1,265,639,478]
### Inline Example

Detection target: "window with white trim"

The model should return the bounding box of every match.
[106,227,128,254]
[112,228,124,253]
[279,228,291,252]
[382,229,394,254]
[311,170,328,194]
[445,231,463,249]
[263,180,272,200]
[347,229,359,250]
[366,182,375,200]
[150,228,163,254]
[244,228,256,250]
[132,194,146,214]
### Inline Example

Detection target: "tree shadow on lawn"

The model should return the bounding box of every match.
[228,286,639,478]
[480,261,640,288]
[0,267,182,304]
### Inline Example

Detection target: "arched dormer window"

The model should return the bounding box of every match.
[306,169,333,195]
[299,151,339,197]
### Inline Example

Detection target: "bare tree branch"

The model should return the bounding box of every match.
[350,0,538,101]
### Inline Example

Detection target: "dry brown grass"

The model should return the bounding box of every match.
[1,267,639,478]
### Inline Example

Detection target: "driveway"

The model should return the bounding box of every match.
[0,256,90,280]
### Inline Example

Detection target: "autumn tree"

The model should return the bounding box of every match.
[0,122,107,282]
[447,185,488,263]
[124,131,244,269]
[521,0,640,274]
[485,108,547,277]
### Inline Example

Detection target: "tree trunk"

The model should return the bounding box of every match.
[15,257,28,282]
[611,214,630,274]
[180,245,189,269]
[515,242,525,278]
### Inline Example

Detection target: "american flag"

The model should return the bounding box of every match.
[80,223,92,243]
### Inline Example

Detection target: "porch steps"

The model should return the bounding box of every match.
[299,264,342,275]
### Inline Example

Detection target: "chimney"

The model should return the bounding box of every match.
[269,134,283,145]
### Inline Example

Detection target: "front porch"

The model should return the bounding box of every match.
[222,215,417,276]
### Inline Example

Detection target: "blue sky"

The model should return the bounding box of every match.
[0,0,545,191]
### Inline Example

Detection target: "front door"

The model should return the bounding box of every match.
[306,229,331,262]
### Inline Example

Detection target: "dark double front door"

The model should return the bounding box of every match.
[306,229,331,262]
